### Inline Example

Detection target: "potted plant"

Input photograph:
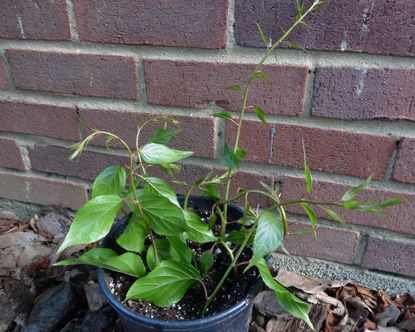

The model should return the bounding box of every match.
[55,1,400,331]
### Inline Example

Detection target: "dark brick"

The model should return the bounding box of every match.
[235,0,415,57]
[0,0,70,40]
[362,237,415,277]
[0,172,88,210]
[145,60,309,116]
[284,223,359,264]
[270,123,395,180]
[0,138,26,171]
[0,100,80,140]
[393,138,415,184]
[280,177,415,236]
[74,0,228,48]
[7,50,137,100]
[79,108,217,159]
[312,67,415,121]
[0,57,11,90]
[29,144,129,180]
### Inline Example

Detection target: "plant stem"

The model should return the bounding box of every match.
[221,1,320,227]
[184,184,197,210]
[202,227,254,314]
[280,199,344,207]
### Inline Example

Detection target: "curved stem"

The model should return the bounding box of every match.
[184,184,197,210]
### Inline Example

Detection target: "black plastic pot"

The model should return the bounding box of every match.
[97,196,258,332]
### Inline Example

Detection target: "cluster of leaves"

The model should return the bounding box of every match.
[56,0,400,329]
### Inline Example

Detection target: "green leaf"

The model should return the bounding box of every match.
[322,208,345,224]
[212,112,233,121]
[55,248,146,278]
[168,235,193,264]
[146,239,172,271]
[220,143,240,170]
[58,195,123,253]
[126,260,201,307]
[150,128,180,145]
[235,148,246,159]
[91,166,126,199]
[116,215,148,253]
[137,190,187,235]
[251,70,268,83]
[255,22,269,47]
[300,203,317,239]
[144,177,180,206]
[286,41,307,52]
[252,211,284,261]
[184,210,217,243]
[225,85,242,91]
[343,199,359,209]
[199,250,214,276]
[202,184,220,199]
[376,197,402,208]
[342,176,373,201]
[302,140,312,193]
[253,106,267,124]
[227,228,254,246]
[140,143,193,165]
[255,258,313,329]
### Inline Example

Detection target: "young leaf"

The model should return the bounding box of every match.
[91,165,126,199]
[168,235,193,264]
[137,190,187,236]
[252,211,284,261]
[342,175,373,201]
[126,260,201,307]
[253,106,267,124]
[255,258,313,329]
[58,195,124,253]
[184,210,217,243]
[55,248,146,278]
[139,143,192,165]
[202,184,220,199]
[322,208,345,224]
[116,215,148,253]
[212,112,233,121]
[235,148,246,159]
[376,197,402,208]
[150,128,180,145]
[220,143,240,170]
[144,177,180,207]
[227,228,254,246]
[146,239,172,271]
[300,203,317,239]
[255,21,269,47]
[199,250,214,276]
[286,41,307,52]
[302,140,312,193]
[225,85,242,91]
[251,70,268,83]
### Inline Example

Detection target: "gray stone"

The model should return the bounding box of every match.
[254,291,286,318]
[84,281,106,311]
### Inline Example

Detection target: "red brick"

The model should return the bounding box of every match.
[393,138,415,184]
[271,124,395,179]
[7,50,137,100]
[145,60,308,116]
[312,67,415,121]
[0,57,11,90]
[29,144,129,180]
[235,0,415,57]
[362,237,415,277]
[0,138,26,171]
[74,0,228,48]
[284,223,359,264]
[0,100,80,140]
[0,172,88,210]
[280,177,415,236]
[0,0,70,40]
[79,108,217,159]
[225,120,271,163]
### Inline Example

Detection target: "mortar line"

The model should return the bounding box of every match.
[1,52,16,90]
[383,139,400,181]
[136,54,148,105]
[302,66,316,117]
[1,39,415,69]
[225,0,237,49]
[65,0,79,41]
[353,234,368,265]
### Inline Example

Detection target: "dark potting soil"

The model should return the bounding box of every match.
[106,204,258,321]
[106,246,257,321]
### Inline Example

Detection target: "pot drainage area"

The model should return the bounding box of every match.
[1,211,414,332]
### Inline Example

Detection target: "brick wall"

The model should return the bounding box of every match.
[0,0,414,280]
